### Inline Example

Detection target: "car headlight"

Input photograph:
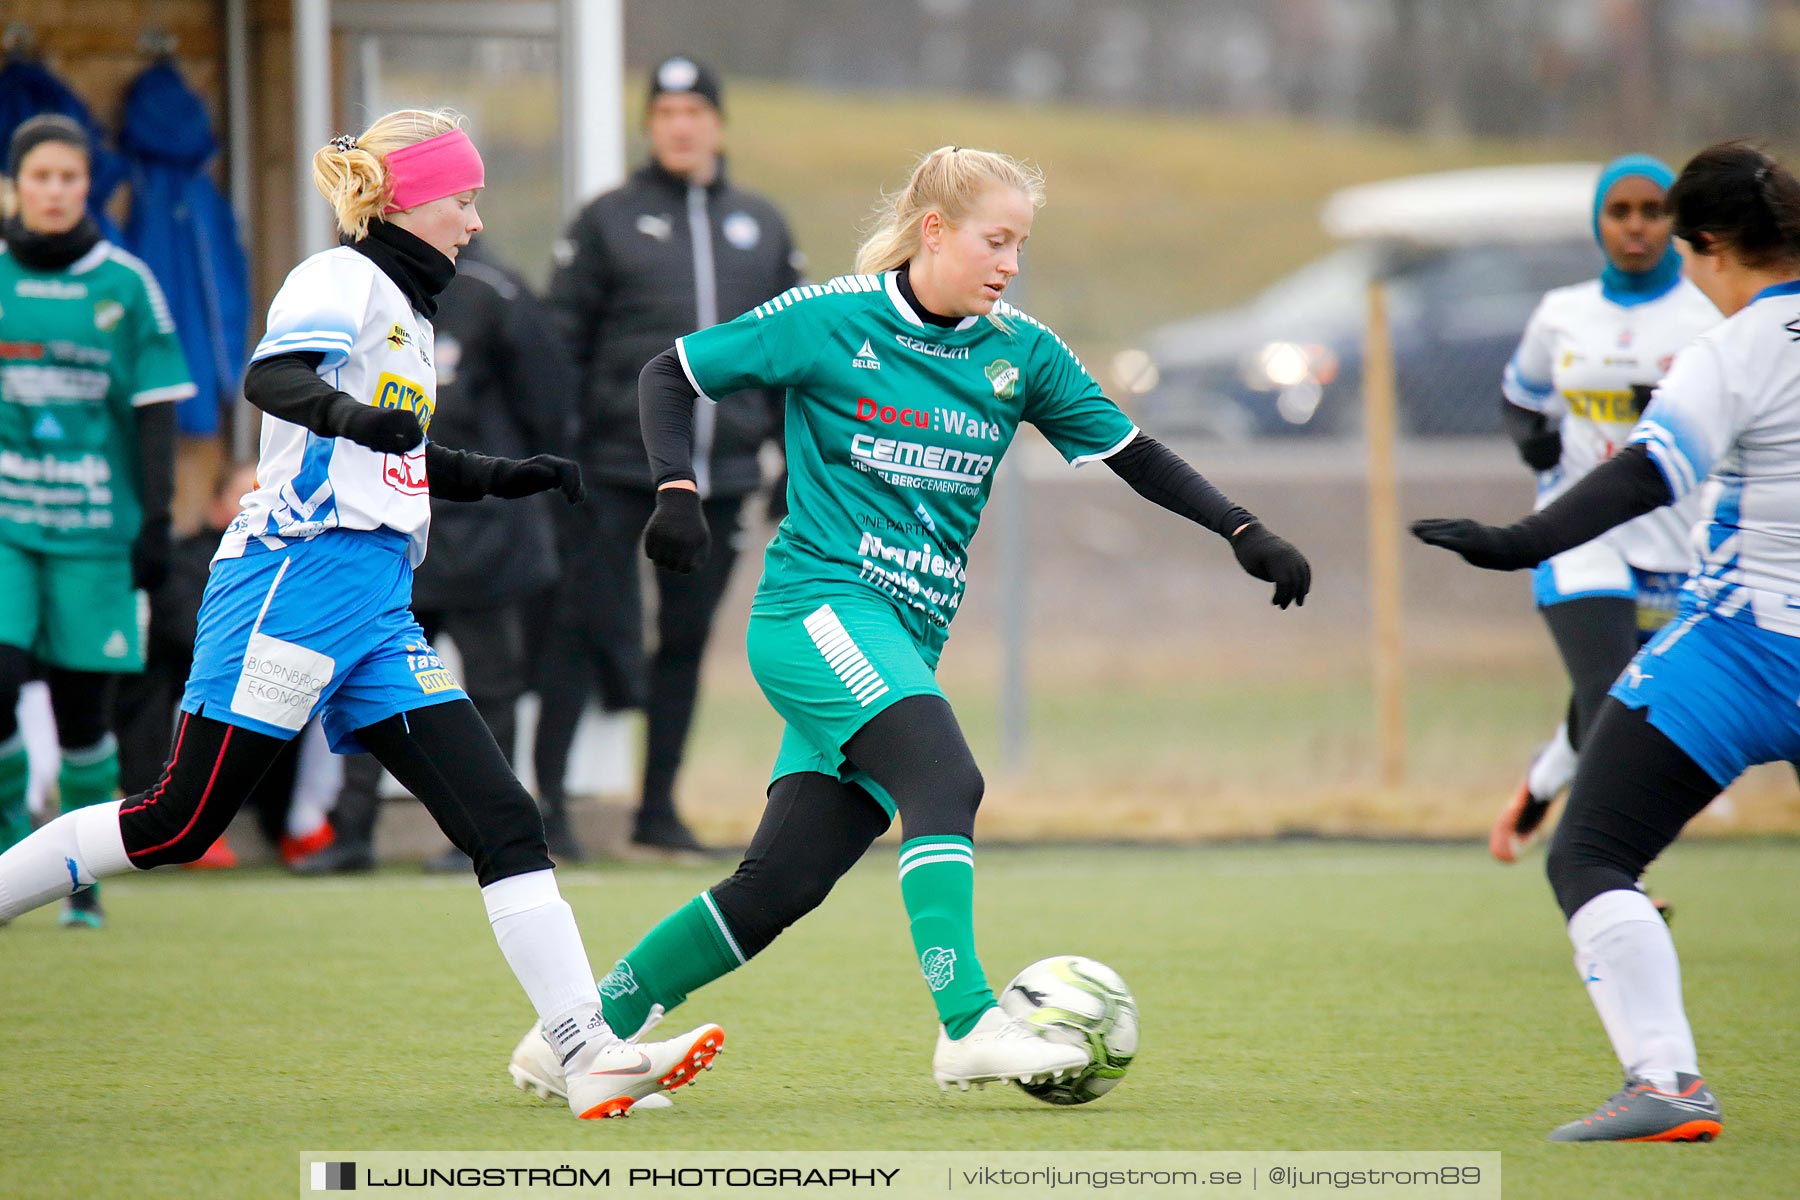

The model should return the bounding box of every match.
[1242,342,1338,391]
[1111,348,1160,396]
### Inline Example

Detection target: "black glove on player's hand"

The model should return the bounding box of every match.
[643,486,710,574]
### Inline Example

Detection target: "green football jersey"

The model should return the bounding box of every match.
[678,271,1136,651]
[0,240,195,555]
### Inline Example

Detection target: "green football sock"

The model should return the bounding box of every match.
[597,892,746,1039]
[59,736,120,814]
[0,735,30,852]
[898,835,996,1039]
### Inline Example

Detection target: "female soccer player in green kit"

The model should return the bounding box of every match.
[509,146,1312,1096]
[0,116,190,927]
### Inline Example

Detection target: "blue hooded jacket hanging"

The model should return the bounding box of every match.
[119,61,249,435]
[0,58,126,238]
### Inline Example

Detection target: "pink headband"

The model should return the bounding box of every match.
[382,129,485,214]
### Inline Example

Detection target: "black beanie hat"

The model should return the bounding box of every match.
[646,56,723,115]
[6,114,91,179]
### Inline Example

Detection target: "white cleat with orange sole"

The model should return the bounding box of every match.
[563,1022,724,1119]
[511,1005,678,1111]
[932,1006,1089,1091]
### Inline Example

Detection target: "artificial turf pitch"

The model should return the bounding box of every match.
[2,841,1794,1199]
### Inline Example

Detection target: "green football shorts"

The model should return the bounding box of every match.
[745,589,945,818]
[0,538,143,672]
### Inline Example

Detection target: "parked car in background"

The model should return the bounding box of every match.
[1127,164,1604,439]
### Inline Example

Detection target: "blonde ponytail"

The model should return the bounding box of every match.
[854,146,1045,276]
[311,108,466,241]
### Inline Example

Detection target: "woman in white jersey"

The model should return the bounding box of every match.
[0,109,723,1119]
[1414,140,1800,1143]
[504,147,1312,1102]
[1491,154,1719,864]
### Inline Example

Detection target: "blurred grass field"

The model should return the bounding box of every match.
[3,843,1795,1199]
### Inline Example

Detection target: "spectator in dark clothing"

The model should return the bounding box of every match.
[539,56,802,855]
[295,239,573,874]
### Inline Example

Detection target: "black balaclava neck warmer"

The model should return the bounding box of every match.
[346,218,456,319]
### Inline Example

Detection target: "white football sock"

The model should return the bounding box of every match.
[1567,888,1698,1091]
[0,800,134,921]
[482,869,614,1064]
[1528,721,1579,800]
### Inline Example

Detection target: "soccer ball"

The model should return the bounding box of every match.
[997,955,1138,1105]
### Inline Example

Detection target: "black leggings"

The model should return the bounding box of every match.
[708,694,984,959]
[1541,596,1640,750]
[1545,699,1722,919]
[0,645,115,749]
[119,700,551,885]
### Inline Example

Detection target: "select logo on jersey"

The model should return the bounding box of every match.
[371,371,434,433]
[852,339,882,371]
[984,359,1019,399]
[93,300,124,333]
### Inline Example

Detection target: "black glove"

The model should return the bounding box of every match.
[1231,522,1311,609]
[489,455,585,504]
[131,515,173,591]
[643,486,710,574]
[1410,517,1545,571]
[337,404,424,454]
[1517,425,1563,473]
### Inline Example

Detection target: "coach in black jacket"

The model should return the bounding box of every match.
[540,56,801,855]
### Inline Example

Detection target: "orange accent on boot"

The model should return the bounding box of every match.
[183,836,239,870]
[1624,1119,1723,1142]
[1489,781,1531,863]
[280,822,335,866]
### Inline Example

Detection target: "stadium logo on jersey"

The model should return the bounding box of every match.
[895,333,970,360]
[984,359,1019,399]
[921,947,957,992]
[92,299,124,332]
[853,339,882,371]
[383,448,429,496]
[636,214,673,242]
[386,322,411,351]
[599,961,641,1000]
[723,211,761,250]
[372,372,434,433]
[15,279,85,299]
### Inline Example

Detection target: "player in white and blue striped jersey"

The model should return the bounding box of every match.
[1491,154,1719,865]
[1413,140,1800,1142]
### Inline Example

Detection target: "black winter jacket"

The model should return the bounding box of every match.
[411,247,572,611]
[547,159,801,496]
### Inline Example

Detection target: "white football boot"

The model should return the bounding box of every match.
[932,1006,1090,1091]
[511,1005,681,1113]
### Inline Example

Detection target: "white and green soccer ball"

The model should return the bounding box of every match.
[998,955,1138,1105]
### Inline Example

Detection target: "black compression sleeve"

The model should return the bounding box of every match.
[639,347,699,486]
[1104,433,1255,538]
[425,443,499,501]
[134,400,175,521]
[243,351,362,438]
[1512,443,1673,560]
[1501,400,1550,451]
